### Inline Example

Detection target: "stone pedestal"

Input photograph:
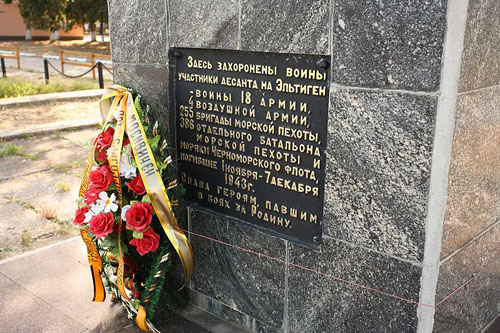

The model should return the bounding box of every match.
[108,0,500,331]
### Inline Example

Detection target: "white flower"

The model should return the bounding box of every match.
[120,153,137,179]
[84,203,101,222]
[96,192,119,213]
[121,205,131,221]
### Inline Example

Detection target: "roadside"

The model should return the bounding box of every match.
[0,40,110,56]
[0,127,99,260]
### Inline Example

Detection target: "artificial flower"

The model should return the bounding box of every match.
[96,192,119,213]
[88,212,115,238]
[95,127,115,150]
[96,148,108,164]
[120,153,137,179]
[129,228,160,256]
[127,175,146,195]
[73,207,89,226]
[121,205,131,221]
[84,188,99,205]
[83,203,101,223]
[89,165,114,192]
[125,202,153,233]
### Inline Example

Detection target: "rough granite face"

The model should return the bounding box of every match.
[240,0,329,54]
[169,0,239,50]
[112,64,172,144]
[108,0,168,64]
[441,86,500,259]
[287,238,421,332]
[324,88,436,262]
[434,224,500,333]
[190,210,286,329]
[331,0,447,91]
[458,0,500,92]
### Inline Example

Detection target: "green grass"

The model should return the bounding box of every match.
[0,143,39,160]
[0,77,98,98]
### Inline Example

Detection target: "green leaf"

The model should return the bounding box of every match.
[130,200,138,205]
[133,231,143,239]
[141,195,152,203]
[148,135,161,149]
[107,183,116,191]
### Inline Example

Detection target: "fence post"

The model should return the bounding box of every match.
[91,53,96,80]
[1,58,6,78]
[15,46,20,69]
[44,59,49,84]
[97,62,104,89]
[59,50,65,74]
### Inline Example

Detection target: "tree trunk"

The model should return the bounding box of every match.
[90,23,97,42]
[99,22,104,42]
[25,23,32,41]
[55,30,60,40]
[50,30,56,42]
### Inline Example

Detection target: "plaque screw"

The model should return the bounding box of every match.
[173,51,181,58]
[318,59,330,70]
[313,236,321,245]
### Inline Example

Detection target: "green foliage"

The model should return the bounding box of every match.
[13,0,67,31]
[66,0,108,32]
[0,77,96,98]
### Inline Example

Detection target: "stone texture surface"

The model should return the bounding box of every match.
[0,272,86,333]
[325,88,436,262]
[0,156,48,181]
[113,63,172,144]
[434,224,500,333]
[169,0,239,49]
[287,237,421,332]
[240,0,329,54]
[458,0,500,92]
[190,210,286,329]
[190,290,280,333]
[331,0,446,91]
[441,86,500,259]
[108,0,168,64]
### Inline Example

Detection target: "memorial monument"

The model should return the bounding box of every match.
[107,0,500,331]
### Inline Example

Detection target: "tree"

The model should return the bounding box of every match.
[2,0,67,41]
[66,0,108,42]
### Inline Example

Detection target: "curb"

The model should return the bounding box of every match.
[0,117,101,141]
[0,89,104,108]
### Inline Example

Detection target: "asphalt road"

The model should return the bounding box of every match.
[3,55,113,80]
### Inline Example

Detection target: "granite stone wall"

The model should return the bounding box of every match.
[434,0,500,331]
[107,0,499,331]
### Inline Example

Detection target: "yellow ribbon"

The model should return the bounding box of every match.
[99,85,195,330]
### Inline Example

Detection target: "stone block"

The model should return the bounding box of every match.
[169,0,239,49]
[441,86,500,258]
[458,0,500,92]
[434,224,500,332]
[190,210,286,329]
[331,0,446,91]
[287,237,421,332]
[108,0,168,64]
[240,0,329,54]
[325,88,436,261]
[113,63,173,145]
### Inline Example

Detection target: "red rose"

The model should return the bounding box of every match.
[123,137,130,146]
[125,202,153,233]
[127,175,146,195]
[129,228,160,256]
[73,207,89,226]
[89,165,114,192]
[89,212,115,238]
[96,148,108,164]
[96,127,115,150]
[84,188,99,205]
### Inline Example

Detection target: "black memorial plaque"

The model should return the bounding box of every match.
[170,48,329,249]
